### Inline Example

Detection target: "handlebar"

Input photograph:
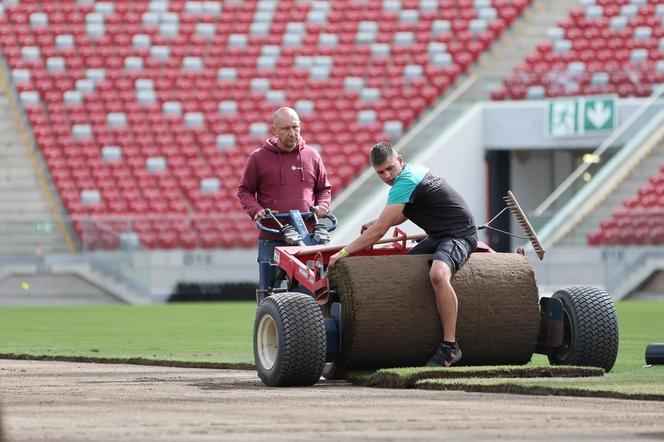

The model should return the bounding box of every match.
[255,210,337,235]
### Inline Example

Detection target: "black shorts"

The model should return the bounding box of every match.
[407,233,478,274]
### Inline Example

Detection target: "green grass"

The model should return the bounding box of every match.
[536,300,664,395]
[1,300,663,398]
[0,302,256,365]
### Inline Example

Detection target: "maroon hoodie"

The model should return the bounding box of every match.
[237,136,332,240]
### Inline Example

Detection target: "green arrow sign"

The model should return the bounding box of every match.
[547,96,616,137]
[584,98,615,132]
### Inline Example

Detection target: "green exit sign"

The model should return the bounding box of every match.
[34,222,53,234]
[547,96,617,137]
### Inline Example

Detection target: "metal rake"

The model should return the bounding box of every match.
[478,190,546,260]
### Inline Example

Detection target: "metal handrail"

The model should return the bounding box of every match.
[88,258,150,297]
[331,74,478,210]
[534,86,664,217]
[534,104,664,249]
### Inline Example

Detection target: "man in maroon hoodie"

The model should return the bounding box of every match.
[237,107,332,298]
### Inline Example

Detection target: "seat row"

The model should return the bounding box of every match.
[2,0,529,249]
[587,166,664,246]
[494,0,664,100]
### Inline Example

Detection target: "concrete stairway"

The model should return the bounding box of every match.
[467,0,580,101]
[0,84,70,254]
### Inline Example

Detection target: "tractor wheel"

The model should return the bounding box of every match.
[253,292,326,387]
[547,286,619,372]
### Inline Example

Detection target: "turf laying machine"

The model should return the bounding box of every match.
[253,192,619,387]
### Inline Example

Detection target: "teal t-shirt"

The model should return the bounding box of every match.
[387,163,429,204]
[385,163,476,239]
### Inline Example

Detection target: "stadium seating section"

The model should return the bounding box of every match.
[490,0,664,246]
[493,0,664,100]
[587,164,664,245]
[0,0,529,249]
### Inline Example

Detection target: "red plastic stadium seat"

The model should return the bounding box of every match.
[497,0,664,102]
[591,163,664,246]
[3,0,530,249]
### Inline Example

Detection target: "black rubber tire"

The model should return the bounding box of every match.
[253,292,326,387]
[645,343,664,365]
[547,286,619,372]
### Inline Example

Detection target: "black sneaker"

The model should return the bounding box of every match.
[425,343,462,367]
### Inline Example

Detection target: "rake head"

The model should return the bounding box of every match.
[504,190,546,260]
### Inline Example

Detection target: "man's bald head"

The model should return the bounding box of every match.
[271,107,301,152]
[273,107,299,125]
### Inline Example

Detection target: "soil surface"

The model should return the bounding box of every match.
[2,359,664,441]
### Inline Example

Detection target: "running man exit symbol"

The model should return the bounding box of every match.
[549,100,578,137]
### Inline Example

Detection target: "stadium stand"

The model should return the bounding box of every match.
[489,0,664,248]
[587,163,664,246]
[493,0,664,100]
[0,0,530,250]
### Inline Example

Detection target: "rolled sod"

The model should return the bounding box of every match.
[328,253,540,369]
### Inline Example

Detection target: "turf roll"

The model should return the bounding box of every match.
[328,253,540,369]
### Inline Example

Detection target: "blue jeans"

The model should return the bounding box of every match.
[258,238,286,291]
[257,238,313,298]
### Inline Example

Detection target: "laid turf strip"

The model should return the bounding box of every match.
[416,378,664,402]
[327,253,540,369]
[347,366,604,389]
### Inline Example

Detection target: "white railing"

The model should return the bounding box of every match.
[534,86,664,218]
[532,88,664,249]
[331,74,479,210]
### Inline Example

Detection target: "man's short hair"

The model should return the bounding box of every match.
[370,142,397,166]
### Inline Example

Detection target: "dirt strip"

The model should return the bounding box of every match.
[0,353,254,370]
[2,359,664,441]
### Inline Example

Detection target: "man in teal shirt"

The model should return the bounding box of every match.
[330,142,477,367]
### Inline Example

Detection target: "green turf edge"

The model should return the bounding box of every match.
[346,366,604,389]
[415,378,664,402]
[0,353,254,370]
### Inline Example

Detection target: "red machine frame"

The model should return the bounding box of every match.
[273,226,415,304]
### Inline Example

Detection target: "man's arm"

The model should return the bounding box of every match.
[237,156,265,219]
[329,204,407,267]
[312,153,332,217]
[361,219,377,233]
